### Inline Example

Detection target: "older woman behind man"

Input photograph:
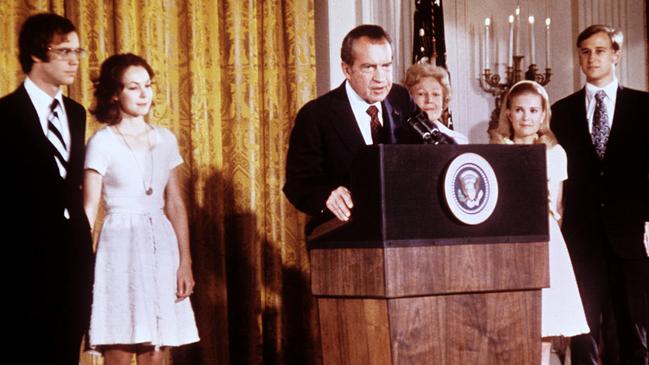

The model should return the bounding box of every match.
[404,63,469,144]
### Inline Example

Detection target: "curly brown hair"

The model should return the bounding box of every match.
[90,53,155,125]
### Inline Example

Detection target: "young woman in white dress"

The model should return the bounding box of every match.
[84,53,199,365]
[489,80,589,365]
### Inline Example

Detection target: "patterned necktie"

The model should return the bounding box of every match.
[47,99,69,178]
[366,105,382,144]
[591,90,610,160]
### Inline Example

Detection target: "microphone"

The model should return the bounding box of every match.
[406,112,457,145]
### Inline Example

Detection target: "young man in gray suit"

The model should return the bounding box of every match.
[551,24,649,365]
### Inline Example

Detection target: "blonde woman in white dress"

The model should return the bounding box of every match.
[489,80,589,365]
[83,53,199,365]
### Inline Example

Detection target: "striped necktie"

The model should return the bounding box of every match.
[591,90,611,160]
[47,99,69,178]
[366,105,382,144]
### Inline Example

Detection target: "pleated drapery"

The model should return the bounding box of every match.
[0,1,319,364]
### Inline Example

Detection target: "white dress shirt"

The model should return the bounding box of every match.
[585,78,618,133]
[345,81,384,145]
[24,77,71,218]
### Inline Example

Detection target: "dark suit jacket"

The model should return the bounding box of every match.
[551,86,649,259]
[283,82,421,228]
[2,85,94,344]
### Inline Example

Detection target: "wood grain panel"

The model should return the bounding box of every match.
[312,244,545,364]
[384,242,548,297]
[310,248,386,296]
[388,291,541,365]
[318,298,392,365]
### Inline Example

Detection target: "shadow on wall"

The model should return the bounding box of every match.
[174,171,322,364]
[173,171,229,365]
[224,212,322,365]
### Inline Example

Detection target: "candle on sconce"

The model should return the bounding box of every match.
[514,6,521,56]
[484,17,491,70]
[508,15,514,67]
[545,18,551,68]
[479,4,552,129]
[528,15,536,65]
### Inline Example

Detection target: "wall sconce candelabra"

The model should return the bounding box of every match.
[481,6,552,131]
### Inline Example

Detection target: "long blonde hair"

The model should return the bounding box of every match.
[489,80,557,147]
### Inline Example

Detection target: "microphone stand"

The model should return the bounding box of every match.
[407,112,457,145]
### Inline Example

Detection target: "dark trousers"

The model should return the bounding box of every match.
[17,220,90,365]
[570,248,649,365]
[19,309,84,365]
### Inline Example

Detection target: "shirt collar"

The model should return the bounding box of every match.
[24,76,64,111]
[585,78,618,103]
[345,80,381,113]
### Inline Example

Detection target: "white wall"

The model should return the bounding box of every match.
[315,0,647,143]
[315,0,414,95]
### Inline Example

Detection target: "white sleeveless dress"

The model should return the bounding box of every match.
[85,125,199,349]
[542,144,590,337]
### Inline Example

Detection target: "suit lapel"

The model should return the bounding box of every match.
[63,97,82,159]
[572,88,603,161]
[328,83,366,151]
[573,88,590,138]
[16,86,48,144]
[604,86,628,159]
[16,85,67,180]
[381,97,400,144]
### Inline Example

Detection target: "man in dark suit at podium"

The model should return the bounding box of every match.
[550,24,649,365]
[283,24,421,233]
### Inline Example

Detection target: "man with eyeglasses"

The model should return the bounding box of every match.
[0,13,93,364]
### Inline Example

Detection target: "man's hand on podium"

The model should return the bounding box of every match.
[326,186,353,221]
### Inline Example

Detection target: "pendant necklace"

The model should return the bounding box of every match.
[114,123,154,195]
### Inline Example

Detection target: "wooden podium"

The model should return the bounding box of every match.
[308,145,549,365]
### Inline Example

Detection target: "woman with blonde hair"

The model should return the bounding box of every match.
[490,80,589,364]
[403,63,468,144]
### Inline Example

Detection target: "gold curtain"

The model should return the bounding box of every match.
[0,1,320,364]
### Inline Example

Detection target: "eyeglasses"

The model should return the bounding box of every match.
[47,46,87,60]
